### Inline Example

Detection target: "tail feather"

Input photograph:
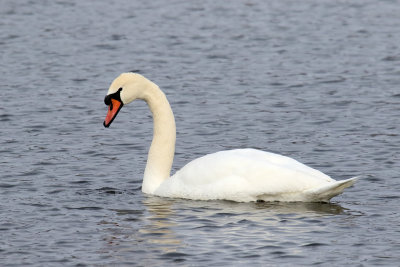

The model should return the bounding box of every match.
[305,177,358,202]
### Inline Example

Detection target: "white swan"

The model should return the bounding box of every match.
[103,73,357,202]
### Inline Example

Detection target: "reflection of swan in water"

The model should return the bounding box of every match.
[139,197,350,261]
[100,194,350,263]
[254,201,345,215]
[168,198,346,218]
[99,196,183,262]
[97,188,183,257]
[140,197,182,253]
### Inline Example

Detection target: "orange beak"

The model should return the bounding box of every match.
[103,98,123,128]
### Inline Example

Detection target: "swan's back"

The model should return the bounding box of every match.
[155,149,344,202]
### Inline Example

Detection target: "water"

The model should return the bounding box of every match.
[1,0,400,265]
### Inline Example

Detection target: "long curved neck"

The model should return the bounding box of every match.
[141,83,176,194]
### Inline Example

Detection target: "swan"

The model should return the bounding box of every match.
[103,73,357,202]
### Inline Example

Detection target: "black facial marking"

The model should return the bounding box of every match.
[104,88,123,109]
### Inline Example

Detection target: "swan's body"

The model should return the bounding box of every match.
[104,73,357,202]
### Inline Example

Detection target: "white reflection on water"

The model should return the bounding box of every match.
[140,197,183,252]
[135,196,352,259]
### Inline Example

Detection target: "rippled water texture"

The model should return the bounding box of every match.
[1,0,400,266]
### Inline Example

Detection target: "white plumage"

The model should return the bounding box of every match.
[103,73,357,202]
[157,149,356,202]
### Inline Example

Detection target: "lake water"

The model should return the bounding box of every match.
[1,0,400,266]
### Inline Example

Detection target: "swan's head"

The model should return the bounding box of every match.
[103,73,151,127]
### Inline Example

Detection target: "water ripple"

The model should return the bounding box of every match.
[1,0,400,266]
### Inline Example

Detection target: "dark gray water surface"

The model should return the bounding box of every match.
[1,0,400,266]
